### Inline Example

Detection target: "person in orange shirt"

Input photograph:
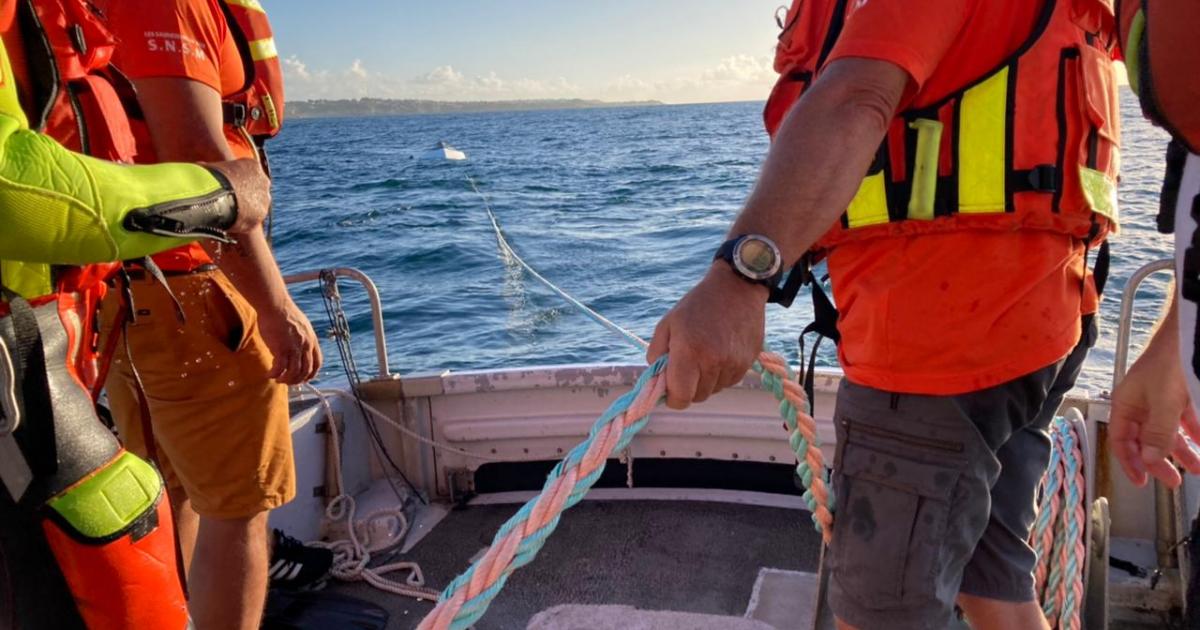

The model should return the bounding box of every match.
[89,1,324,628]
[650,0,1121,628]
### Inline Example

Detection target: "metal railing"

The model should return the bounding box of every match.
[283,267,391,379]
[1109,257,1178,573]
[1112,258,1174,385]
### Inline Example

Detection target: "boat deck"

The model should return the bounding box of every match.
[327,497,826,629]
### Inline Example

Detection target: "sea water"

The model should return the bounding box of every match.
[269,99,1172,395]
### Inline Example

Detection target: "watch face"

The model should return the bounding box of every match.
[734,236,781,280]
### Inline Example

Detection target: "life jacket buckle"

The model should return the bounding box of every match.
[1021,164,1061,193]
[224,102,249,128]
[69,24,87,56]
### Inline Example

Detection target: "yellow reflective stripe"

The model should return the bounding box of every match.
[248,37,277,62]
[957,68,1009,214]
[907,118,943,221]
[1079,166,1119,225]
[845,172,890,228]
[1125,10,1146,97]
[224,0,266,13]
[261,91,280,130]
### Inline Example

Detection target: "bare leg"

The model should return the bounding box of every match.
[168,491,199,573]
[958,593,1049,630]
[188,510,270,630]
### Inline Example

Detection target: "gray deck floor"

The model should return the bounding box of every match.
[328,499,822,629]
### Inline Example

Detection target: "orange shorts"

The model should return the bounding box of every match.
[101,268,295,519]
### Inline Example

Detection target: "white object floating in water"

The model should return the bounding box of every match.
[415,141,466,161]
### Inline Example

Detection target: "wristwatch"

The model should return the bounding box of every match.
[714,234,784,288]
[713,234,808,307]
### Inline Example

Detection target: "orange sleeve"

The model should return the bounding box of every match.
[106,0,228,92]
[825,0,973,92]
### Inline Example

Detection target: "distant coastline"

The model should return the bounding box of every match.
[286,98,664,118]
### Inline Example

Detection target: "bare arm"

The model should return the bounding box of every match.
[731,58,908,262]
[132,77,321,384]
[647,58,910,409]
[1110,294,1200,486]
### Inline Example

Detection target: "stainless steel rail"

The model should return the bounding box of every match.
[1110,257,1177,572]
[283,267,390,378]
[1112,258,1174,385]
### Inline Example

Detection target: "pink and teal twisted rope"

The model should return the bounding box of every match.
[417,350,833,630]
[1031,416,1087,630]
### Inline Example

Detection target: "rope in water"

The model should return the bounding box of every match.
[1031,416,1087,630]
[414,183,835,629]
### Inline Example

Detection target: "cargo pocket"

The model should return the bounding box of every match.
[203,274,255,355]
[1075,43,1121,224]
[831,431,963,608]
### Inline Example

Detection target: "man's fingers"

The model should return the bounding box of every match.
[275,350,299,385]
[1182,404,1200,447]
[665,356,699,410]
[1143,447,1183,488]
[310,339,325,378]
[293,349,314,385]
[647,318,670,364]
[692,369,720,404]
[1113,437,1148,487]
[267,353,285,380]
[718,366,746,391]
[1172,433,1200,475]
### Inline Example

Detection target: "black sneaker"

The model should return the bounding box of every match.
[269,529,334,590]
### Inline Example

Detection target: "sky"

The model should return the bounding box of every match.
[268,1,785,104]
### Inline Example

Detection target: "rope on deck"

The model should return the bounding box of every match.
[417,350,832,630]
[1031,415,1087,630]
[304,384,441,601]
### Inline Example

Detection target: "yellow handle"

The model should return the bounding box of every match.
[907,118,944,220]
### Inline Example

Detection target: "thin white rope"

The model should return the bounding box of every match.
[302,383,440,600]
[318,389,512,463]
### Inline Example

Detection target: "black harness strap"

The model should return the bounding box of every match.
[7,298,56,480]
[796,269,841,415]
[1159,139,1188,235]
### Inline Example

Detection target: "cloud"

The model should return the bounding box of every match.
[412,65,464,86]
[282,55,311,81]
[699,54,775,84]
[602,55,777,103]
[282,55,777,104]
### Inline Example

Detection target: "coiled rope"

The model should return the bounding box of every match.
[413,182,835,630]
[303,383,441,601]
[1031,415,1088,630]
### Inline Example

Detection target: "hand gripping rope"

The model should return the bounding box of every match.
[414,182,836,630]
[417,351,833,630]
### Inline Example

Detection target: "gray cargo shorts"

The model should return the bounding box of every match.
[827,316,1095,630]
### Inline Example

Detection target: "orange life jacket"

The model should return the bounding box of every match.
[5,0,143,388]
[219,0,284,167]
[765,0,1121,257]
[1117,0,1200,154]
[1,5,189,630]
[19,0,135,162]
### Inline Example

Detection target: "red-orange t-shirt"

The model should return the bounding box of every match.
[820,0,1099,395]
[98,0,253,271]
